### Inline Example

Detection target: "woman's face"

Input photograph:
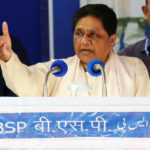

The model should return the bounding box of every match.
[73,15,116,70]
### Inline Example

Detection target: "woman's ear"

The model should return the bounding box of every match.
[110,34,117,47]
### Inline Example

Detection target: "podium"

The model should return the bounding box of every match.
[0,97,150,150]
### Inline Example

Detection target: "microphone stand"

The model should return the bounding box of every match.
[43,66,60,97]
[94,64,107,97]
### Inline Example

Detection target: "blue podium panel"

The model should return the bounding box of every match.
[0,112,150,138]
[0,97,150,149]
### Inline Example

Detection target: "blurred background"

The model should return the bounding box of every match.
[0,0,146,65]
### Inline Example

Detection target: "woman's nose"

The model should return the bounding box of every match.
[81,35,91,46]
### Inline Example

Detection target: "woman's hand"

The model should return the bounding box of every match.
[0,22,12,62]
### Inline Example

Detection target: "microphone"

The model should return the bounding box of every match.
[87,59,107,96]
[43,60,68,96]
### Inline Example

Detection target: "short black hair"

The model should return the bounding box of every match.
[72,4,118,36]
[146,0,148,5]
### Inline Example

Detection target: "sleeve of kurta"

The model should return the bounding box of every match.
[134,58,150,96]
[0,52,54,96]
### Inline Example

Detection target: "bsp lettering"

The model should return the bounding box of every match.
[0,121,27,134]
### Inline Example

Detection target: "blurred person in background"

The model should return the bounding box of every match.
[118,0,150,76]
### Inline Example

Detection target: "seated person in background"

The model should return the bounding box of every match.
[0,31,29,96]
[118,0,150,76]
[0,4,149,97]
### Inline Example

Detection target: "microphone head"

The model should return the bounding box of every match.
[87,59,104,77]
[50,60,68,77]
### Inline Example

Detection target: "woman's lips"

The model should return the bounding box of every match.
[80,49,94,55]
